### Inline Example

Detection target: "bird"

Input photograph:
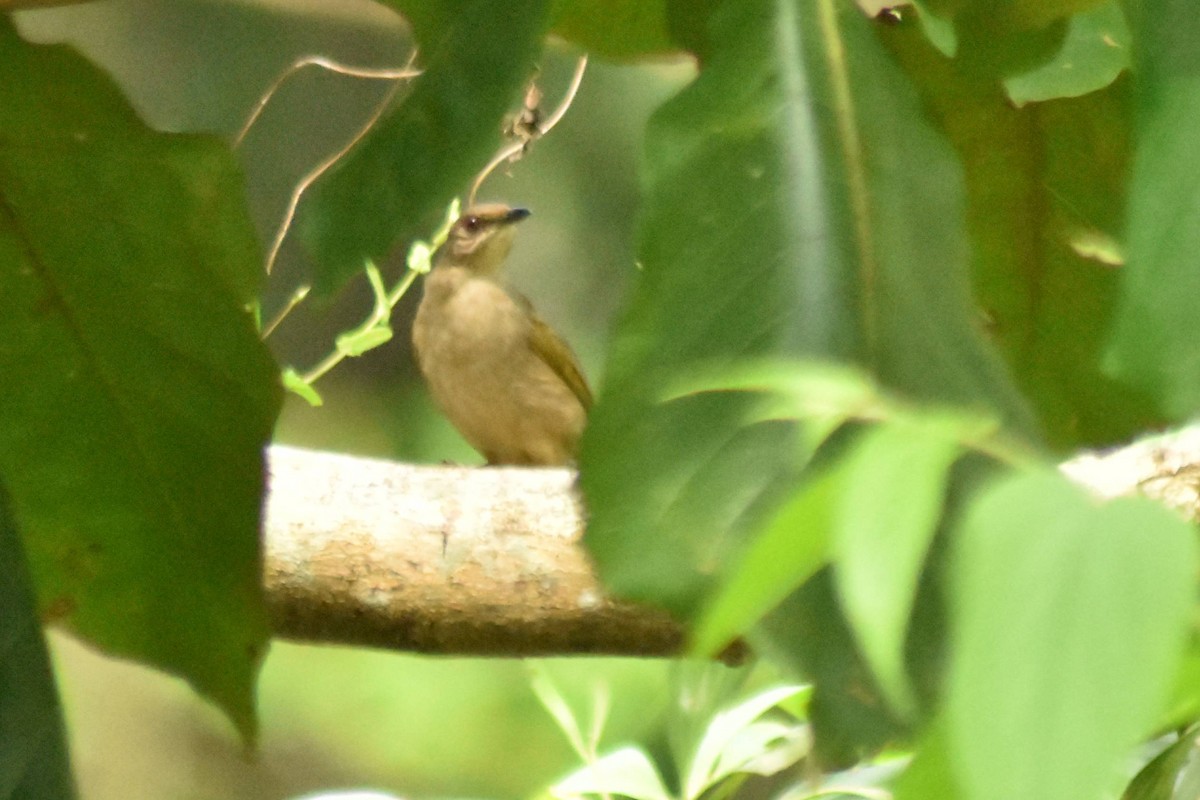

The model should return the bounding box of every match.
[411,204,592,466]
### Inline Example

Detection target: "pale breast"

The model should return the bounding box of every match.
[413,272,587,465]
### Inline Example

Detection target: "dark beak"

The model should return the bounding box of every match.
[505,207,532,224]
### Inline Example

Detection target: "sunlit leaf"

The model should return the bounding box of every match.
[335,325,394,356]
[552,747,673,800]
[684,685,807,799]
[832,419,963,717]
[1122,729,1198,800]
[948,469,1196,800]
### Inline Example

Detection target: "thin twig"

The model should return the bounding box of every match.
[233,54,421,148]
[262,285,310,339]
[467,54,589,207]
[262,78,404,276]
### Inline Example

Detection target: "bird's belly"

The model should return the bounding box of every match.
[416,284,584,464]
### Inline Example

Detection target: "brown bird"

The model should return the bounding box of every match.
[412,204,592,465]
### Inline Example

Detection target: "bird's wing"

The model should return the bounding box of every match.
[519,294,594,410]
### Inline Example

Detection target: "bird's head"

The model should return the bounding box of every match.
[436,204,531,275]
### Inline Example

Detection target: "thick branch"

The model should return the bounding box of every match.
[265,429,1200,658]
[265,445,687,657]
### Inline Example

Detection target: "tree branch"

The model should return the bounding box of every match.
[265,428,1200,658]
[265,445,694,658]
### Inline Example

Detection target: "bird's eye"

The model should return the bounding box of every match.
[462,215,481,233]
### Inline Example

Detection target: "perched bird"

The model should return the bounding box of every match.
[412,204,592,465]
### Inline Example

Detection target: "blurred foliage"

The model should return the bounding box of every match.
[4,0,1200,799]
[0,14,278,741]
[0,485,75,799]
[299,0,548,295]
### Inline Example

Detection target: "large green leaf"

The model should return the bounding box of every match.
[0,20,280,740]
[0,483,75,800]
[893,723,965,800]
[883,21,1157,449]
[581,0,1034,617]
[832,418,963,718]
[947,469,1196,800]
[1103,0,1200,420]
[550,0,677,59]
[298,0,549,295]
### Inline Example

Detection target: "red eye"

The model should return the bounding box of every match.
[462,215,480,232]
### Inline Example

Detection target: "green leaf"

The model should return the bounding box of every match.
[1003,1,1131,106]
[281,367,324,407]
[0,483,75,800]
[1005,0,1112,30]
[299,0,549,295]
[912,1,958,57]
[582,0,1035,618]
[690,461,842,657]
[924,0,1109,33]
[550,0,678,59]
[882,21,1157,449]
[1104,0,1200,420]
[552,747,673,800]
[683,684,807,799]
[335,324,394,356]
[1174,750,1200,800]
[832,419,963,718]
[1122,729,1198,800]
[0,20,280,740]
[755,573,907,767]
[893,723,965,800]
[951,10,1070,81]
[947,469,1196,800]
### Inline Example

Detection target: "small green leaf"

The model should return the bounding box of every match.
[363,259,389,310]
[552,747,673,800]
[663,360,882,424]
[282,367,324,407]
[948,469,1196,800]
[1003,2,1131,106]
[407,241,434,276]
[832,419,963,718]
[684,685,807,799]
[335,325,394,357]
[1122,729,1198,800]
